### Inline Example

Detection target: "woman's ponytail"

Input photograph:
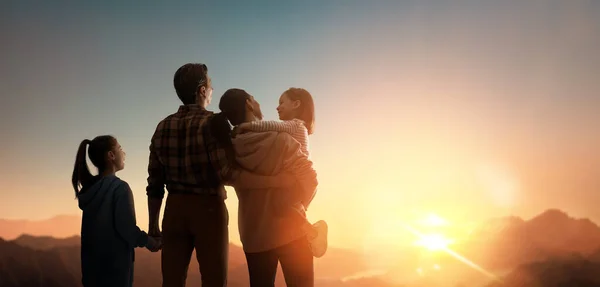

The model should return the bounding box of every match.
[210,112,234,150]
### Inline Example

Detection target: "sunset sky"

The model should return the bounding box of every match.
[1,1,600,250]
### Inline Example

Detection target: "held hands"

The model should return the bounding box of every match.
[146,226,162,252]
[146,236,162,252]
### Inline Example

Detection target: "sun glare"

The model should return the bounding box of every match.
[420,213,447,227]
[404,220,502,283]
[414,233,453,251]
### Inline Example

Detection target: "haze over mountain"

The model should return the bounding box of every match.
[460,208,600,272]
[0,215,80,240]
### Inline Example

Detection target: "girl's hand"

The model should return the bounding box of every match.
[231,126,240,138]
[237,123,251,134]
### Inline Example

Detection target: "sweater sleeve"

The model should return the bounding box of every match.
[114,182,149,248]
[249,120,300,135]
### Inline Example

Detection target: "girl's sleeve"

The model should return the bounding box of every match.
[114,182,149,248]
[248,120,300,134]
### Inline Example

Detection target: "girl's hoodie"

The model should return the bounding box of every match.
[77,175,148,287]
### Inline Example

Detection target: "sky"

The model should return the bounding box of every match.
[1,0,600,250]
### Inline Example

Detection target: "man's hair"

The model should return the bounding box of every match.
[173,63,208,105]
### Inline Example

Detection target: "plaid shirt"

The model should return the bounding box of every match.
[146,105,234,199]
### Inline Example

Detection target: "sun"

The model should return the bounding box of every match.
[414,233,453,251]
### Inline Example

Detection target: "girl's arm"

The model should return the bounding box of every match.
[239,119,300,135]
[114,182,149,248]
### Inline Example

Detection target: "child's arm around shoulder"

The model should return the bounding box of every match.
[239,119,302,135]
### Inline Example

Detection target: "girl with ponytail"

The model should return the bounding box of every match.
[71,135,161,287]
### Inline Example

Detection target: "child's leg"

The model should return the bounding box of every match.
[298,212,318,239]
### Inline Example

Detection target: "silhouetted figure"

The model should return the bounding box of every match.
[215,88,319,286]
[71,135,161,287]
[145,63,294,287]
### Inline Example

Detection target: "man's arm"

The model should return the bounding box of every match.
[146,140,165,236]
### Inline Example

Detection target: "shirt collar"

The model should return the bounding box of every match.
[177,104,207,113]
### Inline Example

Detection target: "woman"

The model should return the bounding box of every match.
[235,87,328,258]
[211,89,319,287]
[71,135,161,287]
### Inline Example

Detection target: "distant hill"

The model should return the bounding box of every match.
[3,209,600,286]
[487,256,600,287]
[13,234,80,250]
[0,235,372,287]
[461,209,600,271]
[0,237,80,287]
[0,215,81,240]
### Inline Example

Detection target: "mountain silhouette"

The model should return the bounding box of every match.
[0,237,80,287]
[3,209,600,286]
[0,235,371,287]
[487,255,600,287]
[14,234,80,250]
[0,215,372,283]
[0,215,80,240]
[461,208,600,271]
[526,209,600,254]
[0,235,257,287]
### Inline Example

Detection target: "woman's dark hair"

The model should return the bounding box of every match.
[209,88,252,160]
[71,135,117,198]
[219,88,252,126]
[173,63,208,105]
[283,88,315,134]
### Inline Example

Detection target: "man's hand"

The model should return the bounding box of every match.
[146,236,162,252]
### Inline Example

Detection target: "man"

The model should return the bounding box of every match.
[217,88,319,287]
[145,63,295,287]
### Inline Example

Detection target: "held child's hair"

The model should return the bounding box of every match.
[71,135,117,198]
[284,88,315,135]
